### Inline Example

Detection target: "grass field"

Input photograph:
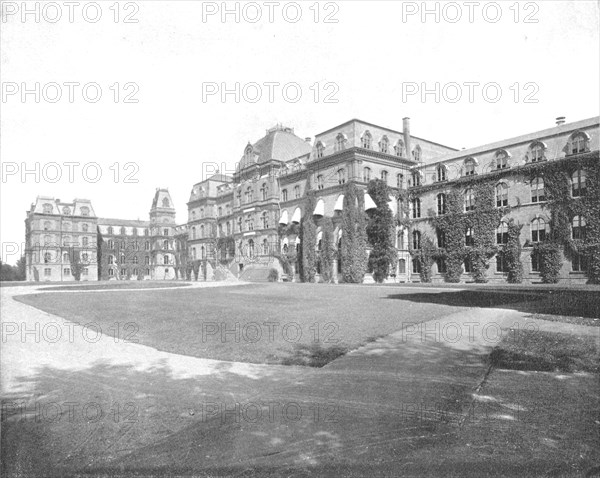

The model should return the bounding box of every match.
[15,283,600,365]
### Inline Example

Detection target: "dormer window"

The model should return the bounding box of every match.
[361,131,372,149]
[337,169,346,185]
[335,133,347,152]
[43,203,53,214]
[317,175,324,190]
[394,139,404,157]
[62,206,71,215]
[162,197,170,208]
[107,226,114,235]
[567,132,590,155]
[412,145,422,162]
[315,141,325,159]
[529,141,546,162]
[80,206,89,216]
[464,158,476,176]
[379,136,389,154]
[495,150,509,170]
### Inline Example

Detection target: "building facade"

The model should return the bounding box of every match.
[25,115,600,283]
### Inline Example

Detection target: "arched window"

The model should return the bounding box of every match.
[335,133,347,152]
[248,239,255,257]
[145,255,150,265]
[316,175,324,190]
[226,222,231,235]
[412,230,421,250]
[413,145,422,161]
[82,223,89,232]
[44,221,52,231]
[200,208,205,218]
[218,207,222,217]
[436,165,447,182]
[82,237,89,247]
[281,189,288,201]
[531,218,546,242]
[397,230,405,249]
[379,136,389,153]
[464,188,475,212]
[261,183,268,201]
[163,239,169,250]
[262,239,269,255]
[107,254,114,265]
[63,252,69,263]
[133,256,139,265]
[108,239,114,249]
[315,141,325,159]
[496,183,508,207]
[363,167,371,182]
[191,226,196,239]
[42,203,52,214]
[144,240,150,250]
[261,211,269,229]
[294,185,301,198]
[394,139,404,157]
[437,193,446,215]
[337,169,346,185]
[496,222,509,244]
[120,226,126,235]
[80,206,90,216]
[411,171,421,187]
[571,169,586,197]
[436,228,446,248]
[381,170,388,183]
[397,173,404,189]
[120,254,126,264]
[200,225,205,238]
[237,217,243,232]
[162,197,170,208]
[572,216,586,240]
[107,226,114,235]
[361,131,372,149]
[246,187,253,203]
[495,150,509,170]
[464,158,476,176]
[529,141,546,162]
[465,227,474,246]
[247,215,254,231]
[531,177,545,203]
[567,132,589,155]
[411,198,421,218]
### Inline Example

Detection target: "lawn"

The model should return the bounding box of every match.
[13,283,494,366]
[39,281,191,291]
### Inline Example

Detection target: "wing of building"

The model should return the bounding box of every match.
[25,116,599,283]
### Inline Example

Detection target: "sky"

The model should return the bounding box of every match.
[1,0,599,264]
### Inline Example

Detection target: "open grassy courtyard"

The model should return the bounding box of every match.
[15,283,599,366]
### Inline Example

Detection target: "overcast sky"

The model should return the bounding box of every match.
[1,1,599,264]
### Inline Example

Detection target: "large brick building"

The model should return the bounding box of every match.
[25,115,599,283]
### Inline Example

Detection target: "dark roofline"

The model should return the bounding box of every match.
[315,118,459,151]
[97,218,150,227]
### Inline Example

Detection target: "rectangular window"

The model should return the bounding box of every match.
[64,268,70,275]
[464,258,473,273]
[44,268,51,276]
[436,258,447,274]
[496,254,508,273]
[572,254,588,272]
[531,252,540,272]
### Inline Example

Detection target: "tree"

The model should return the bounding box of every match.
[366,179,397,283]
[16,256,26,281]
[341,182,368,283]
[300,192,317,282]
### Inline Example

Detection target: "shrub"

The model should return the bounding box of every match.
[300,193,318,283]
[341,183,368,283]
[267,268,279,282]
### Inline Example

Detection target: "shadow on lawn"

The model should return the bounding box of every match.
[384,289,600,319]
[279,343,349,367]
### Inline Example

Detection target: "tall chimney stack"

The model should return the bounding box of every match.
[556,116,566,126]
[402,117,411,159]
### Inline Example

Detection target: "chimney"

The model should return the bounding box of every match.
[556,116,566,126]
[402,117,411,159]
[305,137,312,143]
